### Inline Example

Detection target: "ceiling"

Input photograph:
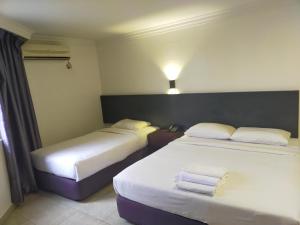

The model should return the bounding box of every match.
[0,0,266,40]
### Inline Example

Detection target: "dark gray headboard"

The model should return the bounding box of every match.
[100,91,299,137]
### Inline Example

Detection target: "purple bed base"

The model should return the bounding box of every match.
[35,147,150,201]
[117,195,207,225]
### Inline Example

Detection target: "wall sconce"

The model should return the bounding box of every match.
[167,80,179,94]
[163,63,181,95]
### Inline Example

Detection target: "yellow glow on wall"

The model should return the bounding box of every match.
[163,63,181,80]
[167,88,180,95]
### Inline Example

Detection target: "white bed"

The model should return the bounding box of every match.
[114,135,300,225]
[31,126,157,182]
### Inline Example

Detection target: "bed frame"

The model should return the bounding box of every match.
[35,147,150,201]
[117,195,207,225]
[35,91,299,211]
[101,90,299,225]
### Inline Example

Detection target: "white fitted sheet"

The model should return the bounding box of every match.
[113,136,300,225]
[31,127,157,181]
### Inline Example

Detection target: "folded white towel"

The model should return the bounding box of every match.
[183,165,228,179]
[176,181,216,196]
[176,171,220,186]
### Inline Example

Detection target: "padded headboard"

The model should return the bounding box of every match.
[101,91,299,138]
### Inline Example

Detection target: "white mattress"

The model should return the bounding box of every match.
[113,136,300,225]
[31,127,157,181]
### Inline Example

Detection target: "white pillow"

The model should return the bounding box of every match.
[112,119,151,130]
[231,127,291,146]
[184,123,236,140]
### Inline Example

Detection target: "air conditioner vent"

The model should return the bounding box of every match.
[22,40,71,60]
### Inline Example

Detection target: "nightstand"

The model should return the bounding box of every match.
[147,129,184,152]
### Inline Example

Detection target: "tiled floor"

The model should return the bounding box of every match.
[4,185,132,225]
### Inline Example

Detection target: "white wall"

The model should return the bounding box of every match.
[0,15,32,39]
[98,1,300,95]
[25,37,103,146]
[0,144,11,218]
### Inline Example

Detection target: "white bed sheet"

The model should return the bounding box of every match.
[113,136,300,225]
[31,127,157,181]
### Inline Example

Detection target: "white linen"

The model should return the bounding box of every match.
[114,136,300,225]
[176,171,221,186]
[231,127,291,146]
[112,119,151,130]
[31,127,157,181]
[176,181,216,196]
[183,165,228,179]
[185,123,236,140]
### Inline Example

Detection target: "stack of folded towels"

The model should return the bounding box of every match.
[175,165,228,196]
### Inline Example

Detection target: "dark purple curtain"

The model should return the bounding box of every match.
[0,28,42,204]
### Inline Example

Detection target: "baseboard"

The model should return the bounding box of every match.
[0,205,15,225]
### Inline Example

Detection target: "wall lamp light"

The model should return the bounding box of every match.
[163,63,181,95]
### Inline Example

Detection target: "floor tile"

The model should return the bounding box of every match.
[103,208,132,225]
[59,211,108,225]
[3,209,32,225]
[16,196,76,225]
[4,184,133,225]
[71,186,117,221]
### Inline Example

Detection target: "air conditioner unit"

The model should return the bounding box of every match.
[22,40,71,60]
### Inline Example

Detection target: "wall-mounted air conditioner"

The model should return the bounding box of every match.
[22,40,71,60]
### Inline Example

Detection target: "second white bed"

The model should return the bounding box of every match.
[31,127,157,181]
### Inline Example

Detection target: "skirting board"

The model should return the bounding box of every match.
[0,204,15,225]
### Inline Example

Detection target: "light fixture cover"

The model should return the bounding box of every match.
[169,80,175,88]
[167,88,180,95]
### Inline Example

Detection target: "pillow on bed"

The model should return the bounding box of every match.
[231,127,291,146]
[112,119,151,130]
[184,123,236,140]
